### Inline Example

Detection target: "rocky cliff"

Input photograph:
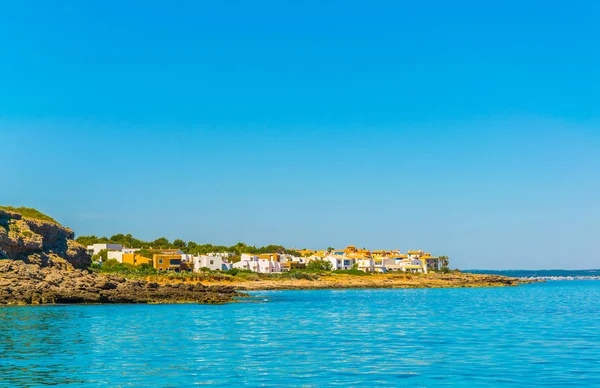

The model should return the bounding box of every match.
[0,207,237,305]
[0,208,90,268]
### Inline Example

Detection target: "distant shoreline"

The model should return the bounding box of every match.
[464,269,600,281]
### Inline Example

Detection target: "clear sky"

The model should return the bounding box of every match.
[1,1,599,269]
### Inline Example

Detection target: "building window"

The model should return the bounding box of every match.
[159,259,163,264]
[210,260,214,265]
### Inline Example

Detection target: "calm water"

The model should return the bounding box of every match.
[465,269,600,278]
[1,281,600,387]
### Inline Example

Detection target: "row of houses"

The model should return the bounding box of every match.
[87,243,445,274]
[234,246,444,274]
[86,244,233,273]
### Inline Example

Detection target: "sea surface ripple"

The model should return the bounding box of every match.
[1,281,599,387]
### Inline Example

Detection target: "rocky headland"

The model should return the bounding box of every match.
[0,207,238,305]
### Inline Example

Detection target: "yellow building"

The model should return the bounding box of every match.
[280,262,306,271]
[153,254,183,272]
[122,253,152,266]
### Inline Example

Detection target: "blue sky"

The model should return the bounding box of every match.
[1,1,599,269]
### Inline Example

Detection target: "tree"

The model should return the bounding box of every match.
[92,249,109,263]
[172,239,186,249]
[153,237,170,249]
[439,256,450,271]
[306,259,332,271]
[109,234,126,243]
[137,249,157,259]
[327,247,334,253]
[102,258,119,269]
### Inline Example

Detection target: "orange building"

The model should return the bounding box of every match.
[122,253,152,266]
[153,254,183,272]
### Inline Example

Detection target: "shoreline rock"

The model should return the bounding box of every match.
[0,260,239,305]
[158,272,539,292]
[0,208,239,305]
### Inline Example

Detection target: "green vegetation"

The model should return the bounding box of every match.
[76,234,302,257]
[0,206,60,224]
[439,256,450,271]
[306,259,332,271]
[89,262,323,282]
[90,259,157,275]
[91,249,109,263]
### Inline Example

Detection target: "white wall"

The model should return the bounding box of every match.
[193,255,223,272]
[87,243,123,256]
[107,251,124,263]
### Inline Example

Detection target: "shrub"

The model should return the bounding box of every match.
[224,268,254,276]
[0,206,60,224]
[235,272,260,281]
[306,259,332,271]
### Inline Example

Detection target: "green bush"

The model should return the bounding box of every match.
[235,272,260,281]
[91,258,157,276]
[0,206,60,224]
[306,259,332,271]
[224,268,254,276]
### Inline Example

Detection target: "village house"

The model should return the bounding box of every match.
[192,255,230,271]
[357,256,374,272]
[86,243,123,256]
[324,252,356,270]
[233,253,283,273]
[153,254,184,273]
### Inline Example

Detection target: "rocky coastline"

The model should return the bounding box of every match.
[0,208,239,305]
[204,272,537,291]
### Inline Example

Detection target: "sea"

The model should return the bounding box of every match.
[465,269,600,280]
[1,279,600,387]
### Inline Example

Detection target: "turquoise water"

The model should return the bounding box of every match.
[1,281,600,387]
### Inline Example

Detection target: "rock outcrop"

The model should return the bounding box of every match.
[0,207,238,305]
[0,208,90,268]
[0,260,236,304]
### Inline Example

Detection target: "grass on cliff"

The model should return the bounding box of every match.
[0,206,60,225]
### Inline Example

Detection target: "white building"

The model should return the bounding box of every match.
[357,257,374,272]
[207,252,235,258]
[384,257,426,273]
[233,253,282,273]
[107,251,125,263]
[193,255,226,271]
[86,243,123,256]
[233,254,260,272]
[324,254,356,270]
